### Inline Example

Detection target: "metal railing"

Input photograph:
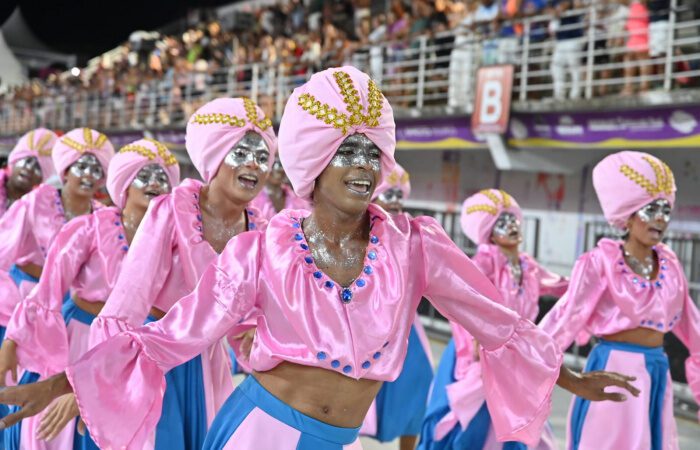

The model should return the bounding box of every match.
[2,1,699,135]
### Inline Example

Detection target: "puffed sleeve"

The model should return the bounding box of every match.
[0,196,34,324]
[5,215,94,377]
[88,196,175,348]
[66,231,262,450]
[538,251,607,352]
[671,280,700,421]
[415,216,561,446]
[534,259,569,297]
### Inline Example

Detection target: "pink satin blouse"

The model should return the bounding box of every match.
[68,205,562,449]
[5,207,130,376]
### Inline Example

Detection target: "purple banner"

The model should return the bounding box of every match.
[395,117,486,150]
[507,106,700,149]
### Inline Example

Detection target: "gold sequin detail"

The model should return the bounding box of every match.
[243,98,272,131]
[119,139,177,166]
[386,169,410,187]
[620,156,674,197]
[61,128,109,154]
[35,133,54,156]
[297,70,385,135]
[466,189,512,216]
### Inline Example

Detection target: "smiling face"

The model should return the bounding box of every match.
[375,187,404,215]
[627,199,672,247]
[64,153,105,199]
[125,163,173,210]
[314,133,382,216]
[210,131,270,204]
[491,212,523,248]
[10,156,43,190]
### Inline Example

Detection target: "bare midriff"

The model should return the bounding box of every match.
[17,263,42,280]
[254,361,382,428]
[602,327,665,348]
[72,296,105,316]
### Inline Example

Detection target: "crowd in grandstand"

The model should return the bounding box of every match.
[1,0,693,132]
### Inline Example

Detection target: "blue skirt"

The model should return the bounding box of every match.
[204,376,360,449]
[145,315,208,450]
[570,339,668,450]
[370,323,433,442]
[417,340,527,450]
[4,298,99,450]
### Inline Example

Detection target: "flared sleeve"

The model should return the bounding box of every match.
[538,251,607,352]
[66,231,262,450]
[671,280,700,421]
[5,215,94,377]
[88,196,175,348]
[535,260,569,297]
[415,216,561,446]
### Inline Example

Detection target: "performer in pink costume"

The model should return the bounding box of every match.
[360,163,435,450]
[0,138,180,450]
[419,189,569,450]
[0,128,58,216]
[0,127,113,342]
[540,151,700,449]
[250,158,310,220]
[88,97,272,450]
[0,68,638,450]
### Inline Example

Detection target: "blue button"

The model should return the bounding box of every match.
[655,281,662,288]
[618,260,624,265]
[661,265,667,271]
[300,244,309,250]
[656,322,664,329]
[317,352,327,360]
[364,265,373,275]
[292,222,300,228]
[373,352,381,360]
[356,279,366,288]
[114,221,120,226]
[370,236,379,244]
[633,278,639,284]
[331,360,340,368]
[122,245,129,251]
[341,288,353,303]
[248,223,256,230]
[197,214,202,221]
[305,256,313,264]
[641,282,647,288]
[294,233,303,241]
[247,210,254,215]
[342,365,352,374]
[368,251,377,260]
[325,280,335,289]
[118,234,124,240]
[659,274,665,279]
[362,361,371,369]
[313,271,322,279]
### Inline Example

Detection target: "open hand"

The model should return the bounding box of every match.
[37,393,79,441]
[558,366,640,402]
[0,373,72,430]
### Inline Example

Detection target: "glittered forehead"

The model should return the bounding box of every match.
[26,130,54,156]
[619,155,674,197]
[297,70,385,135]
[465,190,513,216]
[61,128,109,154]
[118,138,178,166]
[190,98,272,131]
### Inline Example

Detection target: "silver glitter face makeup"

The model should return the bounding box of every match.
[13,157,42,178]
[377,188,403,206]
[131,163,172,194]
[492,212,521,238]
[223,133,270,173]
[329,134,381,172]
[69,154,104,181]
[637,199,672,223]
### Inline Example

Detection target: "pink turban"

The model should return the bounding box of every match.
[374,162,410,200]
[8,128,58,182]
[185,97,277,182]
[461,189,522,245]
[52,128,115,182]
[592,151,676,229]
[106,138,181,209]
[278,66,396,199]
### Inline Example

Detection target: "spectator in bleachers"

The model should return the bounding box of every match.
[549,0,585,100]
[497,0,522,64]
[648,0,671,74]
[621,0,651,95]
